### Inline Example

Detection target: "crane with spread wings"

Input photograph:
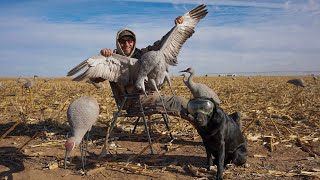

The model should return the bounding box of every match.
[67,4,208,96]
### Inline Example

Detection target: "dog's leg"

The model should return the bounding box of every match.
[204,142,213,168]
[216,138,225,180]
[232,143,247,166]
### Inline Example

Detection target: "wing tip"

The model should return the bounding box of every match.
[189,4,207,14]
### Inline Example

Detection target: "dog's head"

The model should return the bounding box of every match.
[187,97,216,127]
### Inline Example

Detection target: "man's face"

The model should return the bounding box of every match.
[119,36,134,56]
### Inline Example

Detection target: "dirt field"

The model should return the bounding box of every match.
[0,76,319,179]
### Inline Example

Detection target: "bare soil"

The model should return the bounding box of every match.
[0,76,319,179]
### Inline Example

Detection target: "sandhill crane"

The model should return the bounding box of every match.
[287,78,305,88]
[67,4,208,97]
[64,96,100,170]
[180,67,221,105]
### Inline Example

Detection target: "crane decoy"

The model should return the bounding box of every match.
[21,75,38,108]
[311,74,318,81]
[66,4,208,97]
[180,73,190,89]
[17,76,27,84]
[64,96,100,170]
[180,67,221,105]
[23,75,38,90]
[287,78,305,88]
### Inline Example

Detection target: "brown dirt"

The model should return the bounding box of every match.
[0,76,319,180]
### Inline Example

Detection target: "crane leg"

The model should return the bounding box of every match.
[164,73,175,96]
[80,131,89,171]
[84,131,89,167]
[150,79,169,121]
[80,139,84,170]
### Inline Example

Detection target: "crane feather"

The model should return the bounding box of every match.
[160,4,207,66]
[67,54,138,86]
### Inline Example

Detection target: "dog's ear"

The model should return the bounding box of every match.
[208,98,217,111]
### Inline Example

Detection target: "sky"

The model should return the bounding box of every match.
[0,0,319,77]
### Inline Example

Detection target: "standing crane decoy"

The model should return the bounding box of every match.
[66,4,208,97]
[23,75,38,90]
[21,75,38,108]
[287,78,305,88]
[64,96,100,170]
[180,67,221,105]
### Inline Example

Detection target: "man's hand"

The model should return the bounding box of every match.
[100,48,113,57]
[175,16,184,25]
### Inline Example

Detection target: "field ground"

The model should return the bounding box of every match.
[0,76,319,179]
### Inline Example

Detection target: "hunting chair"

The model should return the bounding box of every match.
[108,82,174,154]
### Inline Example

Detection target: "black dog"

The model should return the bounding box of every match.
[187,97,247,179]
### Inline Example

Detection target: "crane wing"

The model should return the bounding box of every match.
[67,54,138,86]
[160,4,208,66]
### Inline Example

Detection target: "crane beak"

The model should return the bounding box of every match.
[179,69,188,73]
[64,149,71,169]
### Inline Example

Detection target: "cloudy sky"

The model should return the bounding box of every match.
[1,0,319,77]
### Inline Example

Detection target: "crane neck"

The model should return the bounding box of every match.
[187,71,196,87]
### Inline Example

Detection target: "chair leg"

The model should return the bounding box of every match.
[162,114,174,140]
[141,115,154,154]
[109,96,127,136]
[132,117,141,134]
[138,98,154,154]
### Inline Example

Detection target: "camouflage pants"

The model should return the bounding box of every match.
[126,93,193,122]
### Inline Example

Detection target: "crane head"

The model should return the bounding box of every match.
[135,77,148,96]
[179,67,193,74]
[64,137,76,168]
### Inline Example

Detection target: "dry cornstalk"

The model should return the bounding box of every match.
[270,118,281,135]
[16,132,41,153]
[30,140,64,148]
[147,144,185,163]
[296,138,319,157]
[50,99,69,120]
[90,160,146,174]
[264,135,275,152]
[127,125,179,163]
[187,164,199,177]
[0,120,21,143]
[87,167,106,175]
[242,118,256,134]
